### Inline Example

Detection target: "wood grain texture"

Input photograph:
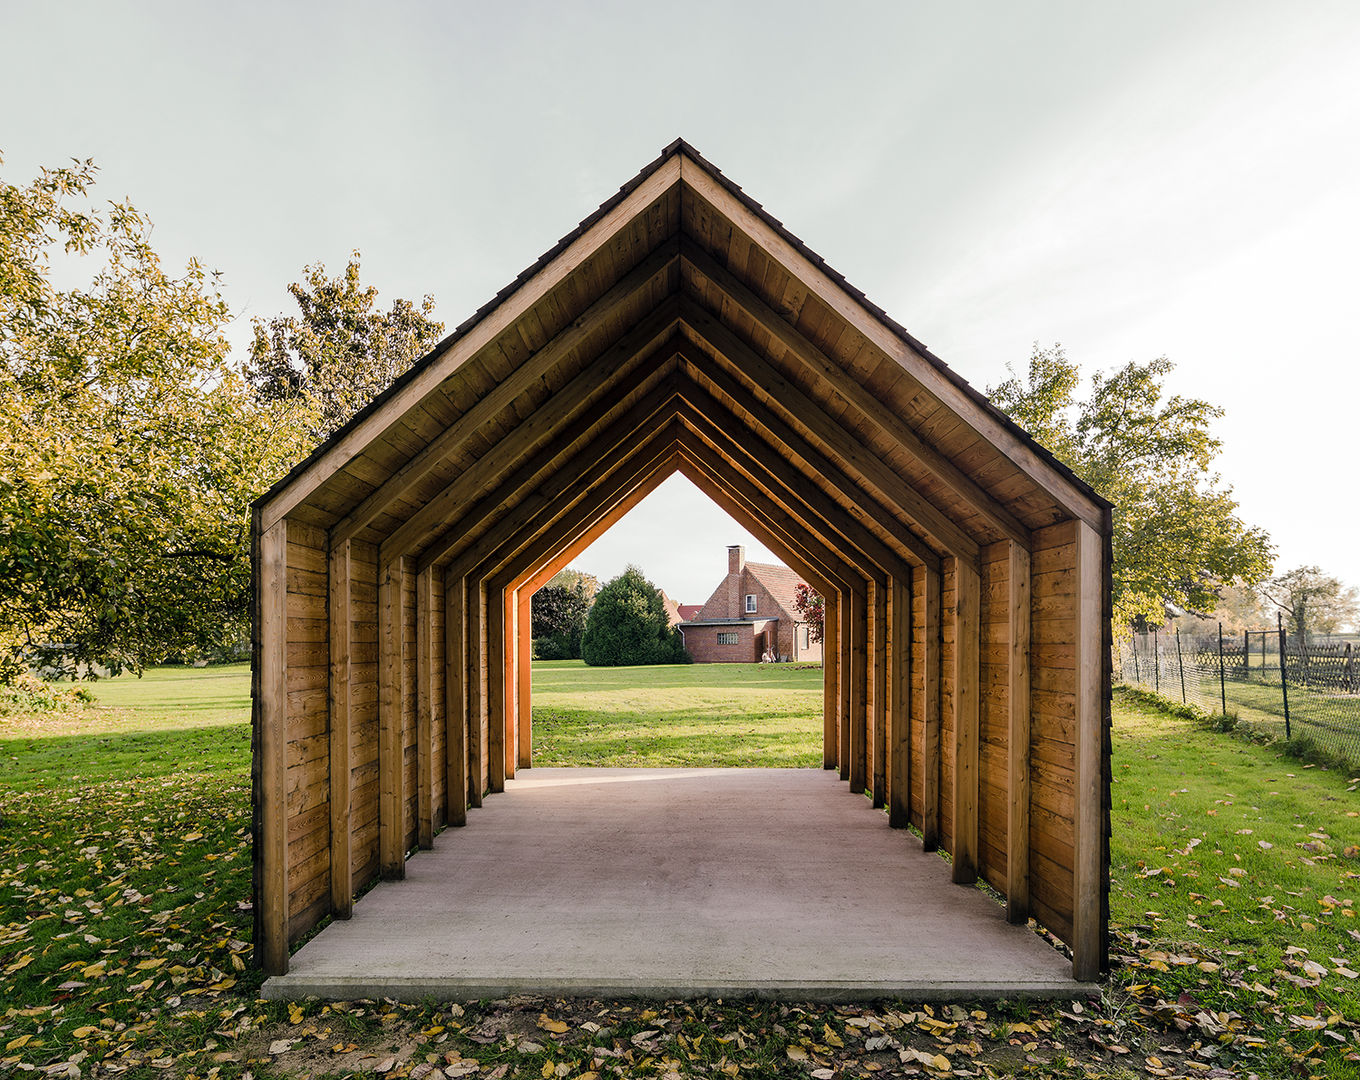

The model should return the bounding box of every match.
[1007,541,1032,923]
[952,558,980,884]
[378,559,406,879]
[921,567,942,851]
[823,594,840,770]
[889,576,911,827]
[327,538,353,918]
[415,566,436,849]
[443,573,468,826]
[256,518,290,974]
[1072,521,1104,979]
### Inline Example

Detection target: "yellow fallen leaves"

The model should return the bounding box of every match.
[70,1026,99,1039]
[135,958,165,970]
[288,1002,305,1024]
[536,1012,569,1034]
[6,1035,32,1051]
[3,955,33,976]
[786,1045,808,1061]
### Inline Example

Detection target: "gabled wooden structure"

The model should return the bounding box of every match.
[251,140,1113,983]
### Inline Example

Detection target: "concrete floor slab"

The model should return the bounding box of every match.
[264,768,1086,1001]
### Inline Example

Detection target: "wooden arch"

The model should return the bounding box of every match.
[251,141,1112,983]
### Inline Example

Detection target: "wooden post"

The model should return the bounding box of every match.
[822,594,839,770]
[849,588,868,796]
[871,579,888,809]
[1073,521,1105,980]
[378,559,406,879]
[466,579,485,807]
[256,517,290,974]
[415,566,436,849]
[921,566,942,850]
[517,589,533,768]
[888,576,912,828]
[486,583,507,793]
[502,587,517,781]
[328,537,354,918]
[839,596,852,782]
[444,573,468,826]
[1006,542,1032,923]
[952,558,981,884]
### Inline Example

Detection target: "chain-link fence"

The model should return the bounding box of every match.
[1115,623,1360,769]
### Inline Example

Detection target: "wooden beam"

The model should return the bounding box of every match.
[680,310,974,563]
[678,161,1100,533]
[378,558,406,879]
[443,572,468,826]
[255,516,289,974]
[333,255,682,547]
[517,589,532,769]
[1073,520,1105,980]
[952,557,981,884]
[677,359,939,571]
[1006,541,1032,923]
[259,153,683,531]
[415,565,436,849]
[870,579,888,809]
[921,566,942,850]
[416,360,681,573]
[327,537,354,917]
[888,575,912,828]
[385,315,680,565]
[822,593,839,770]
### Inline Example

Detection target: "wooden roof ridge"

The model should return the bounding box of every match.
[255,138,1109,528]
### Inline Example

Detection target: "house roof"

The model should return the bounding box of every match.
[676,604,704,621]
[744,561,807,622]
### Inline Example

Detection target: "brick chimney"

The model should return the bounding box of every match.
[727,545,744,616]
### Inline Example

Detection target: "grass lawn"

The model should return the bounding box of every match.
[530,660,824,768]
[0,663,1357,1079]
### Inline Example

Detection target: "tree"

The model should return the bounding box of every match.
[580,565,688,666]
[791,583,824,645]
[0,153,303,681]
[245,251,444,441]
[1259,566,1360,645]
[531,570,595,660]
[988,345,1273,629]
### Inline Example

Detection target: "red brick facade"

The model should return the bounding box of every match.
[677,546,822,663]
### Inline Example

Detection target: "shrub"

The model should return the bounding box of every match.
[0,672,94,717]
[580,565,688,667]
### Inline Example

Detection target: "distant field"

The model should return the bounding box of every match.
[529,659,824,768]
[0,662,251,792]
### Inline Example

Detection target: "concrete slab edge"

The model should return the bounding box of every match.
[262,975,1094,1004]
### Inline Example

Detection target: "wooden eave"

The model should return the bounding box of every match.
[254,141,1109,562]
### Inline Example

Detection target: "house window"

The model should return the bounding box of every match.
[745,594,757,613]
[717,632,739,645]
[801,626,810,649]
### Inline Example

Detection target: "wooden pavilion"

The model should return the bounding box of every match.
[251,140,1113,983]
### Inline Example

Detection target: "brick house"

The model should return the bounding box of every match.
[677,546,822,663]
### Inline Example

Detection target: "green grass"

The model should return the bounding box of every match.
[1,663,1358,1078]
[530,660,824,767]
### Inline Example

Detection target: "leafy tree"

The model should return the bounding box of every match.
[1259,566,1359,645]
[791,583,824,645]
[245,251,444,441]
[531,571,595,661]
[0,153,303,681]
[580,565,688,667]
[988,345,1273,629]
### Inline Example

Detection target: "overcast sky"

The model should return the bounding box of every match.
[5,1,1357,609]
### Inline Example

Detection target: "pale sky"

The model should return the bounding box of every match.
[5,1,1358,608]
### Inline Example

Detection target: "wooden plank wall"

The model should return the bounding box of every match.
[283,520,332,941]
[938,559,957,854]
[402,566,419,855]
[1029,520,1079,945]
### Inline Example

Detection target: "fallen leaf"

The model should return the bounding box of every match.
[537,1013,569,1035]
[786,1046,808,1062]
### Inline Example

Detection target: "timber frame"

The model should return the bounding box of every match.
[250,141,1113,983]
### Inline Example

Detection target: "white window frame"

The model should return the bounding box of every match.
[745,594,757,613]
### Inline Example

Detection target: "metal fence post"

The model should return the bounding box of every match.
[1217,622,1227,715]
[1153,627,1160,694]
[1175,627,1187,703]
[1133,635,1140,683]
[1277,612,1291,739]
